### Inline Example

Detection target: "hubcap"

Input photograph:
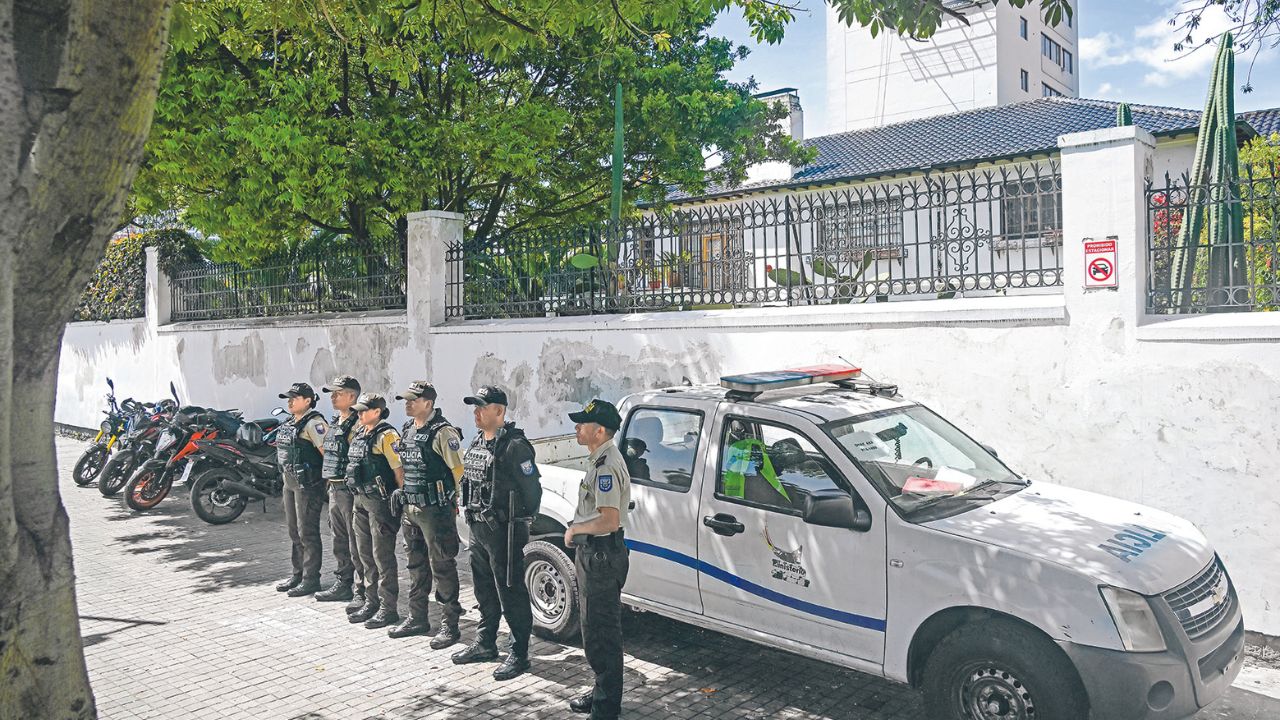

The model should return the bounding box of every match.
[525,558,567,626]
[960,665,1035,720]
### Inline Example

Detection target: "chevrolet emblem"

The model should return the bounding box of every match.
[1211,577,1228,606]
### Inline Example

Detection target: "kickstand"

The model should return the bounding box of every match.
[261,498,267,513]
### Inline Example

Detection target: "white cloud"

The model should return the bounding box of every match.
[1094,82,1121,98]
[1077,2,1237,90]
[1079,32,1134,68]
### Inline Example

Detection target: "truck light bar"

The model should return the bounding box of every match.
[720,364,861,393]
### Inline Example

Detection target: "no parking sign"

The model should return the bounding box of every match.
[1084,237,1118,289]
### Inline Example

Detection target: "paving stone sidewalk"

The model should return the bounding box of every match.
[59,438,1278,719]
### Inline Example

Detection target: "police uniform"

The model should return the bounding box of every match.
[451,386,542,682]
[345,393,403,630]
[315,375,365,606]
[274,382,329,597]
[388,381,466,648]
[567,400,631,720]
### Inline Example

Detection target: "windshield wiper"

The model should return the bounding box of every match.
[903,478,1021,515]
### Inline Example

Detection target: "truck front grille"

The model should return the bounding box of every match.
[1163,557,1235,639]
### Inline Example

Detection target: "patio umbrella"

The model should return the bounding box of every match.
[1115,102,1132,127]
[1168,32,1247,311]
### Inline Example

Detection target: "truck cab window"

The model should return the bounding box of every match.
[718,417,847,514]
[619,408,702,491]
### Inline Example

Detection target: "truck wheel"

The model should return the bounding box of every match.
[524,540,580,642]
[922,618,1088,720]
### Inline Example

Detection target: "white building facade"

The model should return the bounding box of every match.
[825,0,1079,132]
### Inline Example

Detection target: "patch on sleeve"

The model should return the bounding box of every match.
[448,438,461,451]
[598,474,613,492]
[315,422,327,435]
[521,460,535,476]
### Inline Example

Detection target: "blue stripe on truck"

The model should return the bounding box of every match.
[624,538,887,633]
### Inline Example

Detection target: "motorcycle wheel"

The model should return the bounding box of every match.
[124,465,174,511]
[98,450,136,497]
[190,469,248,525]
[73,444,109,486]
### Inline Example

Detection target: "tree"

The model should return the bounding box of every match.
[1171,1,1280,91]
[0,2,174,718]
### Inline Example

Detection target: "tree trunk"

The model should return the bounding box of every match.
[0,2,173,718]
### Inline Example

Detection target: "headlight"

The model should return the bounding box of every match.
[1100,586,1166,652]
[100,420,113,432]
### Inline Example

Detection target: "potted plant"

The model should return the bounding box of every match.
[659,250,692,288]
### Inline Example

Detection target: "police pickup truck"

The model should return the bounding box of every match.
[488,365,1244,720]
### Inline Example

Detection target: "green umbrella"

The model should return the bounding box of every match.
[1115,102,1132,127]
[1168,32,1247,312]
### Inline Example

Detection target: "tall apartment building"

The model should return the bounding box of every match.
[824,0,1079,132]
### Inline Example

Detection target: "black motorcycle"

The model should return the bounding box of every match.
[187,412,283,525]
[121,405,244,513]
[73,377,129,486]
[98,384,180,497]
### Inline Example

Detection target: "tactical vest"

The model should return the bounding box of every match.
[400,411,457,507]
[461,436,497,512]
[321,413,359,480]
[277,410,324,486]
[345,422,395,494]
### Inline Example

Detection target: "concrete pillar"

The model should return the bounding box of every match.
[1058,126,1156,334]
[144,246,172,329]
[406,210,464,336]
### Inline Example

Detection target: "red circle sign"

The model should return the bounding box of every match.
[1088,257,1114,282]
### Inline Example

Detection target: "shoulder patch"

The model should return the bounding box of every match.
[520,460,535,476]
[598,474,614,492]
[448,438,461,451]
[594,455,607,468]
[314,422,327,435]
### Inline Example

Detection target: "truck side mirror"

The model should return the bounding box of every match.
[803,490,873,532]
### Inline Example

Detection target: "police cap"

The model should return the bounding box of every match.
[568,398,622,431]
[463,386,508,407]
[278,382,316,400]
[396,381,437,401]
[351,393,388,412]
[322,375,361,394]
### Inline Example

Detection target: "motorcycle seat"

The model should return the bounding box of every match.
[253,417,283,432]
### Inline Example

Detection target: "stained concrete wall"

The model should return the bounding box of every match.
[57,138,1280,636]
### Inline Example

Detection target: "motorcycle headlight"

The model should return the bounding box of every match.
[1100,586,1166,652]
[100,420,113,432]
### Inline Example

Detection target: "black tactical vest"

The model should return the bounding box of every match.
[321,413,359,479]
[345,422,395,493]
[277,410,324,486]
[400,411,457,506]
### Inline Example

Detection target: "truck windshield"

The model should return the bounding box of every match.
[824,405,1024,517]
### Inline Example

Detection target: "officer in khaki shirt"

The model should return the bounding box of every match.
[564,399,630,720]
[274,382,329,597]
[345,393,405,630]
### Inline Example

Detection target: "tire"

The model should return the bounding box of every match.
[189,469,248,525]
[524,540,580,642]
[123,464,174,511]
[922,618,1088,720]
[73,445,109,485]
[98,449,136,497]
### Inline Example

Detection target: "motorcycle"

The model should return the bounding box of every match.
[98,387,178,497]
[72,377,129,486]
[122,403,245,513]
[187,410,284,525]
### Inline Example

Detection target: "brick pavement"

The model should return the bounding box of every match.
[59,438,1278,719]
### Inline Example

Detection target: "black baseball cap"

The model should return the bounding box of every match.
[463,386,508,407]
[568,398,622,431]
[278,382,316,399]
[351,393,388,412]
[396,381,437,401]
[322,375,361,393]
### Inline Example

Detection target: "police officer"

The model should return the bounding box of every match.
[387,381,465,648]
[345,393,403,630]
[451,386,542,681]
[564,399,631,719]
[314,375,365,606]
[274,382,329,597]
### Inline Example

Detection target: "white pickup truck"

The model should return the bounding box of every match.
[469,365,1244,720]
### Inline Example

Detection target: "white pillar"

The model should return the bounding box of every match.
[406,210,464,335]
[144,246,172,328]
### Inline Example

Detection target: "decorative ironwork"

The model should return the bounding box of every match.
[1146,163,1280,314]
[445,162,1064,320]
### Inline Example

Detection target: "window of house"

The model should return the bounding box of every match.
[1001,176,1062,246]
[620,407,702,492]
[682,217,749,291]
[717,417,848,515]
[815,198,906,265]
[1041,33,1062,65]
[1062,49,1073,75]
[1019,16,1028,39]
[1020,69,1029,92]
[1042,82,1063,98]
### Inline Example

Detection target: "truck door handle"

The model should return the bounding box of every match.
[703,513,744,536]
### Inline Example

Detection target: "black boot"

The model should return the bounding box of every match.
[275,576,301,592]
[345,587,367,614]
[493,652,530,681]
[348,599,380,624]
[363,606,400,630]
[315,580,353,602]
[429,624,461,650]
[286,579,321,597]
[568,690,593,714]
[451,641,499,665]
[387,616,430,638]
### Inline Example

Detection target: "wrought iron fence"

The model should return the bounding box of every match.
[1147,164,1280,314]
[445,162,1064,320]
[170,242,407,321]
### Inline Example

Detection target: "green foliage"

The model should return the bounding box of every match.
[74,229,202,322]
[831,0,1071,41]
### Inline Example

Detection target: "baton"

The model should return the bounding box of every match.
[505,493,516,587]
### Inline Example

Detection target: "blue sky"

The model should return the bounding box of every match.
[711,0,1280,139]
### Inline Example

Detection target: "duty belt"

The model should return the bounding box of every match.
[576,529,626,549]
